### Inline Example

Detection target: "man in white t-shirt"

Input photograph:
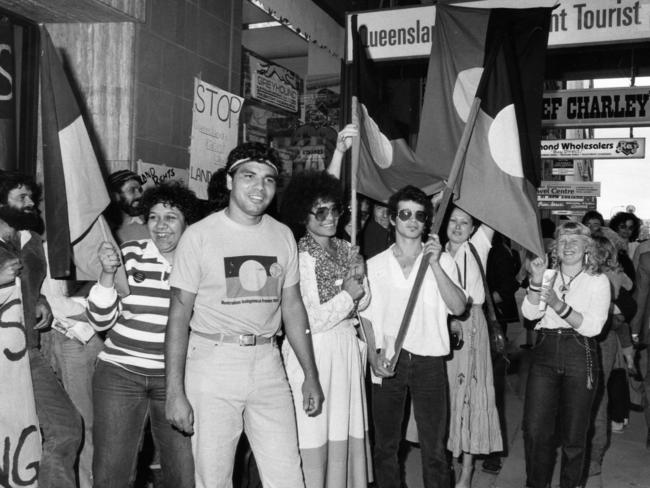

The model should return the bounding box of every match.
[361,186,467,488]
[165,142,324,488]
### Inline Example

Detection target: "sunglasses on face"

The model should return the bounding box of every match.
[397,209,427,223]
[310,205,341,222]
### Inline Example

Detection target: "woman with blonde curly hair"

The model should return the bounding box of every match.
[522,221,611,488]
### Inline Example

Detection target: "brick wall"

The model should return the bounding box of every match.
[134,0,242,170]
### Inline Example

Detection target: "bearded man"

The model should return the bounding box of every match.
[0,170,82,487]
[105,169,148,244]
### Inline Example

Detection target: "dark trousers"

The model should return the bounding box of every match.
[92,360,194,488]
[523,330,599,488]
[29,347,83,488]
[372,351,450,488]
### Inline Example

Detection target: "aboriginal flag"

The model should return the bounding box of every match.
[40,28,128,293]
[418,5,551,256]
[350,15,444,203]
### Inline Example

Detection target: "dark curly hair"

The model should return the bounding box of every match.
[581,210,604,227]
[0,170,40,205]
[140,182,203,226]
[387,185,433,238]
[225,142,282,176]
[280,170,343,238]
[609,211,641,242]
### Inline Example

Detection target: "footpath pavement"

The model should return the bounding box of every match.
[403,321,650,488]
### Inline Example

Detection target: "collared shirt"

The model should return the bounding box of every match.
[361,246,465,362]
[87,239,171,375]
[116,216,148,245]
[445,225,491,305]
[521,271,610,338]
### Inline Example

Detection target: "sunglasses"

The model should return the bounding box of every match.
[397,209,427,223]
[310,205,341,222]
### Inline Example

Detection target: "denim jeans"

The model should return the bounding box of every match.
[523,330,599,488]
[48,331,103,488]
[92,360,194,488]
[185,333,304,488]
[29,347,83,488]
[586,326,617,474]
[372,351,450,488]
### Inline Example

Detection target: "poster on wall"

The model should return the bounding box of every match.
[137,160,189,189]
[303,74,341,130]
[244,50,301,114]
[189,78,243,200]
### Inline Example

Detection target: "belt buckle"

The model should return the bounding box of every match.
[239,334,256,346]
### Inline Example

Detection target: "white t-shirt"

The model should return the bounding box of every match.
[361,245,464,359]
[170,210,299,337]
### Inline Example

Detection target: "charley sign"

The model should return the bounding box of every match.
[542,87,650,128]
[541,138,646,159]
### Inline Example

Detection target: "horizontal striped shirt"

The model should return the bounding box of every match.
[87,239,171,376]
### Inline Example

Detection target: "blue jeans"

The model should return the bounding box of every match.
[48,331,103,488]
[92,360,194,488]
[523,330,599,488]
[29,347,83,488]
[372,351,450,488]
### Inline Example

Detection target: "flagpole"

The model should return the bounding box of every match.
[387,96,482,371]
[350,96,360,247]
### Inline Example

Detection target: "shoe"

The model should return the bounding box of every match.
[481,458,502,475]
[611,420,625,433]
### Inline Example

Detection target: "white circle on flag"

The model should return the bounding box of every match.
[488,104,523,178]
[453,68,483,122]
[239,260,268,291]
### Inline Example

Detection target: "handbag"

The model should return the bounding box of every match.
[468,242,506,357]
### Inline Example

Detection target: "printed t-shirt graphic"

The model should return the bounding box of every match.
[223,255,283,302]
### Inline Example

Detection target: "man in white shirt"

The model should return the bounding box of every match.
[361,186,467,488]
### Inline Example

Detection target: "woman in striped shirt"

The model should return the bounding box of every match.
[87,182,202,488]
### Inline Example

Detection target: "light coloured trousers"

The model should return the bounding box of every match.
[186,333,305,488]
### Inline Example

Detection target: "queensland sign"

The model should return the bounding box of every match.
[346,0,650,61]
[541,138,646,159]
[542,87,650,128]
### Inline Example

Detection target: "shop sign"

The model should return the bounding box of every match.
[248,52,300,113]
[551,159,574,176]
[542,87,650,128]
[537,181,601,199]
[346,0,650,61]
[188,78,243,200]
[548,0,650,48]
[541,138,646,159]
[136,160,188,190]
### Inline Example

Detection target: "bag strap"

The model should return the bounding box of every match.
[467,242,498,323]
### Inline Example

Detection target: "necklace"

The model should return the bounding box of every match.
[559,267,584,297]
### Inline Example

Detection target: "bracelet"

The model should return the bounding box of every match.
[305,328,311,335]
[529,280,542,288]
[559,305,573,319]
[528,284,542,293]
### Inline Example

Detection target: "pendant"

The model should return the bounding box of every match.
[559,284,569,294]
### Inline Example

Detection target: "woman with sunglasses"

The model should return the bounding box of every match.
[522,221,610,488]
[280,170,371,488]
[444,206,502,488]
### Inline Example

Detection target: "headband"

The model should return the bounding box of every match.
[228,157,279,175]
